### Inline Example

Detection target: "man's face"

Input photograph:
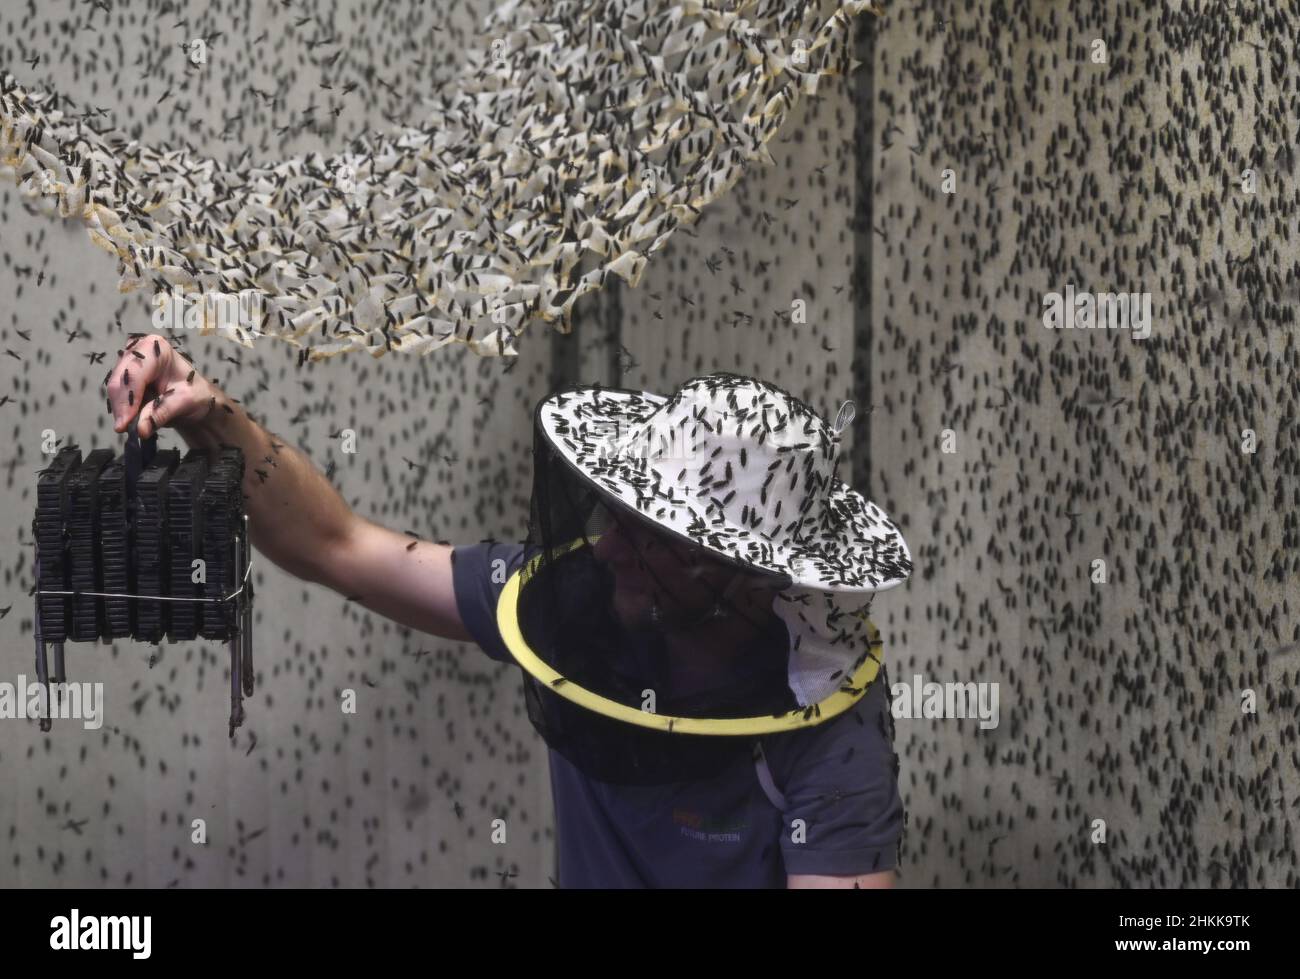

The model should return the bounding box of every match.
[591,510,741,629]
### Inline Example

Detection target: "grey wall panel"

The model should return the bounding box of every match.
[864,2,1298,887]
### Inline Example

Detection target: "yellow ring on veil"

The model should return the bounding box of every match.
[495,536,885,736]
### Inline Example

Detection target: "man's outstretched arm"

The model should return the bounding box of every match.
[109,333,471,643]
[310,517,471,642]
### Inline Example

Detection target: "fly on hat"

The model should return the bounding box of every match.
[498,371,912,784]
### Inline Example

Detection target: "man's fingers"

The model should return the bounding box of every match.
[136,403,154,440]
[141,394,174,439]
[143,387,180,439]
[112,374,140,433]
[142,382,202,438]
[109,334,173,433]
[107,334,211,438]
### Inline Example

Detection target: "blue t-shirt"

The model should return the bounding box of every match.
[451,540,905,888]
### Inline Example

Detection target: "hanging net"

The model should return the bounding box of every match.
[0,0,882,362]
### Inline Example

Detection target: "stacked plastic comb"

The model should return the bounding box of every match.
[31,418,255,735]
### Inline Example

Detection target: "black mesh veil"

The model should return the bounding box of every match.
[508,394,802,786]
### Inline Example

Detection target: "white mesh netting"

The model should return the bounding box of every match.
[0,0,880,361]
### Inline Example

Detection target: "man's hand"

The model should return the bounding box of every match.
[107,333,219,438]
[102,332,468,642]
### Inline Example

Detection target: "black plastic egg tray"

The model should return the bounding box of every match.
[31,419,255,736]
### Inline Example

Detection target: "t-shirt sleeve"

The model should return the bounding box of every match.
[450,540,528,664]
[764,677,904,878]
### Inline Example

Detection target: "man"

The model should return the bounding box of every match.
[110,336,911,888]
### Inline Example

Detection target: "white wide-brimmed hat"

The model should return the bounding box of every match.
[537,371,913,705]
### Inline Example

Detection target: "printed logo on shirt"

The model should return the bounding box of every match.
[672,807,749,843]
